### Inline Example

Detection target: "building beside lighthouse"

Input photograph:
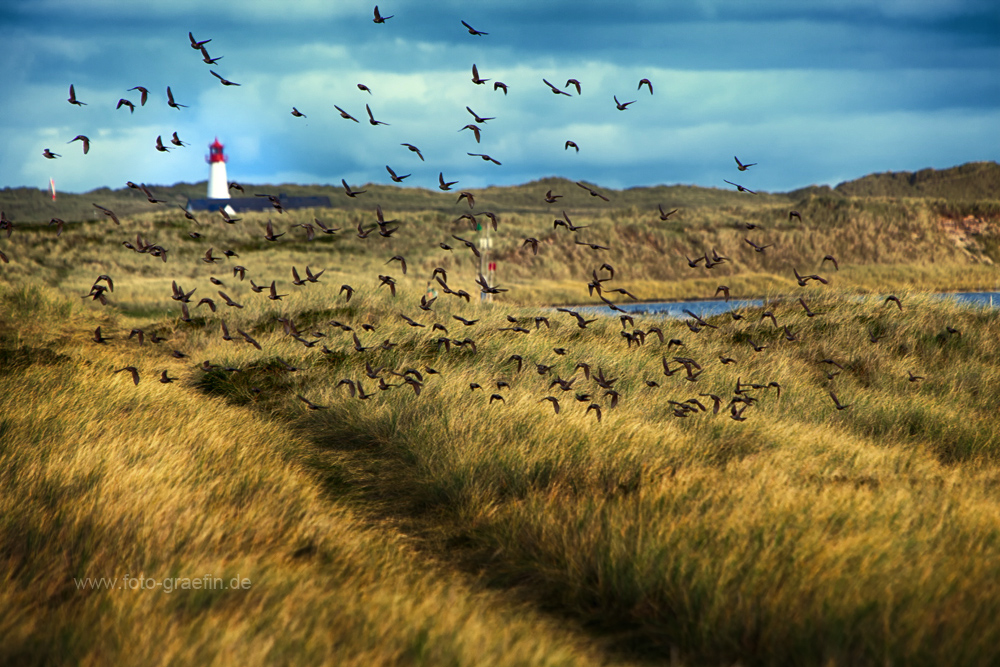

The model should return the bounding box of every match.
[186,137,331,214]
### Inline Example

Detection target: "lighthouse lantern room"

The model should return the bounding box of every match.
[206,138,230,200]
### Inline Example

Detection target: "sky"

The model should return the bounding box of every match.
[1,0,998,195]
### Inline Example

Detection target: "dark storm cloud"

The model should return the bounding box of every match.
[1,0,997,194]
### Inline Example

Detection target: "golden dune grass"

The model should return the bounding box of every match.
[2,195,1000,665]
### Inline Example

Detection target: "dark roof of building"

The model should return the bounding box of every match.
[186,195,331,212]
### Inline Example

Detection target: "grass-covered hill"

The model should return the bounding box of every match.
[2,161,998,223]
[834,161,1000,200]
[3,161,1000,666]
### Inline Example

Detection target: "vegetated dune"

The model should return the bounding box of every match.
[2,164,1000,665]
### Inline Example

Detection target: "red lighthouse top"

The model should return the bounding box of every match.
[206,137,227,164]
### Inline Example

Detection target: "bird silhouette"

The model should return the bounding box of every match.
[199,45,223,64]
[92,204,120,225]
[468,152,501,165]
[460,124,482,143]
[189,31,211,49]
[575,181,610,201]
[385,165,410,182]
[829,391,851,410]
[614,95,635,110]
[658,205,678,220]
[724,179,756,194]
[401,143,424,160]
[471,64,489,85]
[68,135,90,154]
[342,179,366,197]
[128,86,149,105]
[365,104,388,125]
[335,105,359,122]
[210,70,240,86]
[114,366,140,385]
[373,6,393,22]
[638,78,653,94]
[466,107,494,123]
[67,84,86,106]
[461,20,487,35]
[439,172,458,191]
[543,79,571,96]
[166,86,187,109]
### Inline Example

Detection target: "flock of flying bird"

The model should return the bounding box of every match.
[17,8,948,424]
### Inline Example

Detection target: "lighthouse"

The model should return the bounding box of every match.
[206,138,230,199]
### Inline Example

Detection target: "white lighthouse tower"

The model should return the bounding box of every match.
[206,137,230,199]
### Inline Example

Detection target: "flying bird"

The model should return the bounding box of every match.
[365,104,388,125]
[92,203,120,225]
[401,143,424,160]
[170,132,188,147]
[335,105,360,122]
[210,70,240,86]
[155,135,171,152]
[734,156,757,171]
[342,179,366,197]
[385,165,410,182]
[116,98,135,113]
[493,81,508,94]
[128,86,149,105]
[264,219,284,241]
[189,32,211,49]
[438,172,458,191]
[829,391,851,411]
[724,179,756,194]
[565,141,579,152]
[43,149,61,159]
[614,95,635,110]
[566,78,582,95]
[466,106,494,123]
[357,83,372,94]
[68,135,90,154]
[373,5,393,22]
[166,87,187,109]
[67,84,86,106]
[658,205,678,220]
[468,152,501,165]
[460,124,482,143]
[542,79,571,96]
[291,107,306,117]
[199,45,223,64]
[114,366,140,385]
[638,78,653,94]
[576,181,610,201]
[471,64,489,85]
[461,20,487,35]
[238,329,262,350]
[744,237,773,253]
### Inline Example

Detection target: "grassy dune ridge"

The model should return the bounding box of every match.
[2,174,1000,664]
